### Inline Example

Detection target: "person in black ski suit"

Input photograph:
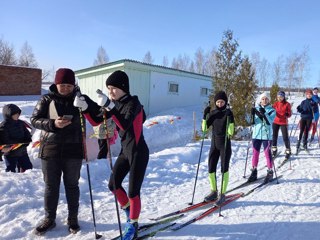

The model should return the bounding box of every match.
[31,68,84,235]
[74,70,149,240]
[296,89,317,150]
[201,91,234,205]
[0,104,33,172]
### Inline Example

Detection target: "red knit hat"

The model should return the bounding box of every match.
[305,89,313,95]
[55,68,75,85]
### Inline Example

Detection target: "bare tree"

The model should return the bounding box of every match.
[285,52,299,94]
[162,56,169,67]
[93,46,109,66]
[19,41,38,67]
[296,46,310,89]
[204,48,217,76]
[143,51,154,64]
[171,54,190,71]
[0,37,16,65]
[194,47,205,74]
[259,58,270,89]
[272,55,285,85]
[250,52,260,87]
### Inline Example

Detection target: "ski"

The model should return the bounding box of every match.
[110,214,183,240]
[150,193,240,221]
[171,193,243,231]
[226,175,266,194]
[242,175,283,197]
[277,157,290,169]
[135,222,176,240]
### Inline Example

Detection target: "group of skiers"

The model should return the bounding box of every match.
[201,88,320,204]
[1,67,320,240]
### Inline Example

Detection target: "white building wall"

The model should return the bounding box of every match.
[149,71,211,114]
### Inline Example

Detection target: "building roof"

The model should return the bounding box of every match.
[75,59,212,78]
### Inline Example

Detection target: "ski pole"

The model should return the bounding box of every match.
[243,111,254,178]
[97,89,123,239]
[102,111,123,239]
[188,132,205,205]
[77,97,102,240]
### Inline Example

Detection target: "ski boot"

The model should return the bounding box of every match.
[214,193,226,206]
[204,191,218,202]
[247,168,257,182]
[285,149,291,160]
[271,146,277,159]
[264,169,274,183]
[123,221,138,240]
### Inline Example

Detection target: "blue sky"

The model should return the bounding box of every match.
[1,0,320,86]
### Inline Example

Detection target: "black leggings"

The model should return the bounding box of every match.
[299,119,312,144]
[272,123,290,149]
[208,137,231,173]
[108,144,149,198]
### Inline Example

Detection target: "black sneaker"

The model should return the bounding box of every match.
[264,169,274,183]
[67,217,80,234]
[34,218,56,236]
[204,191,218,202]
[214,194,226,206]
[248,168,257,182]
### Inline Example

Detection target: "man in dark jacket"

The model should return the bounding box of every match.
[0,104,33,172]
[31,68,84,235]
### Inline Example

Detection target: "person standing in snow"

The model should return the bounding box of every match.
[31,68,84,235]
[73,70,149,240]
[309,87,320,142]
[201,91,234,205]
[248,92,276,183]
[296,89,317,150]
[0,104,33,172]
[271,91,292,160]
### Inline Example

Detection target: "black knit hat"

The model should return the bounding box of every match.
[106,71,130,93]
[214,91,228,103]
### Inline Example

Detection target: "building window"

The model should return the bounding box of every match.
[200,87,209,96]
[168,82,179,94]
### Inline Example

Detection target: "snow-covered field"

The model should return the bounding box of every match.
[0,88,319,240]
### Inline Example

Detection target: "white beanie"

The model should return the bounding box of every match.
[256,92,270,106]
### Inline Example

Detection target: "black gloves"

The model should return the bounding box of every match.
[226,109,233,117]
[203,106,211,119]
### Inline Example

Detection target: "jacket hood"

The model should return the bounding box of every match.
[2,104,21,120]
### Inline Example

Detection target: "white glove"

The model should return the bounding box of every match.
[97,92,115,110]
[73,95,88,111]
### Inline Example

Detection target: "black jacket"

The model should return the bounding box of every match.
[0,104,31,157]
[30,84,84,160]
[84,94,148,158]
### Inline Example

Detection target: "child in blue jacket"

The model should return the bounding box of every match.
[248,92,276,183]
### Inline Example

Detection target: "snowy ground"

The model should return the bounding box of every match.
[0,89,319,240]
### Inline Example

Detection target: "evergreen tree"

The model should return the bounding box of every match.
[213,29,242,98]
[232,56,257,126]
[270,82,280,105]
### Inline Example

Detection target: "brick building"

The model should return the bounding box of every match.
[0,65,42,95]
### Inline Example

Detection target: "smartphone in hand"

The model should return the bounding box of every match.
[62,115,73,120]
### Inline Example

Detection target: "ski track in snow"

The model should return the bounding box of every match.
[0,93,319,239]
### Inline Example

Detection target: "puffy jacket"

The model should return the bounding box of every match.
[0,104,32,157]
[30,84,84,160]
[273,100,292,125]
[252,104,276,140]
[297,98,316,120]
